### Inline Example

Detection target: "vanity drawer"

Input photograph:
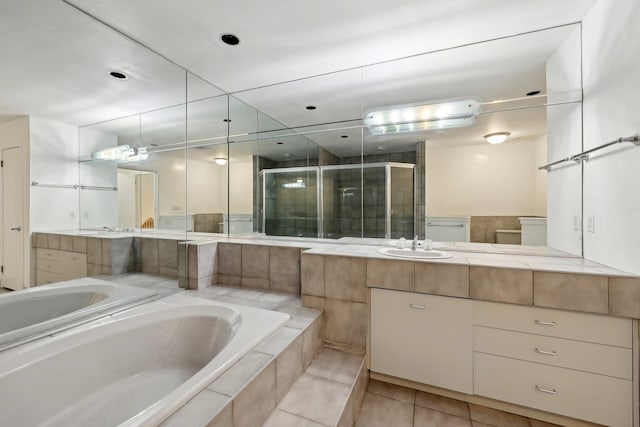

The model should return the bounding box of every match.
[474,326,632,379]
[474,353,632,427]
[36,248,86,265]
[36,249,87,279]
[474,301,631,348]
[35,270,62,286]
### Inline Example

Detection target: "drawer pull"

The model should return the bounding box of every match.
[534,320,557,326]
[409,304,426,310]
[535,385,558,395]
[535,347,557,356]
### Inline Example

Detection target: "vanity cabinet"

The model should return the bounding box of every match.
[370,291,635,426]
[370,288,473,393]
[35,248,87,285]
[474,301,633,427]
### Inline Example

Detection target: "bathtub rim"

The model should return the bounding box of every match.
[0,292,290,427]
[0,279,158,352]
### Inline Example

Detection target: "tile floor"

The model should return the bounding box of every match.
[355,380,561,427]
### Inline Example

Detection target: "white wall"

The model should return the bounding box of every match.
[29,116,80,231]
[117,169,136,227]
[229,158,254,214]
[78,127,118,228]
[426,139,544,216]
[581,0,640,274]
[533,135,548,217]
[545,26,583,255]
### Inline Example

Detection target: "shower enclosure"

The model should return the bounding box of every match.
[259,162,414,239]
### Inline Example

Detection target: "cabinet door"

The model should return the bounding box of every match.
[370,288,473,393]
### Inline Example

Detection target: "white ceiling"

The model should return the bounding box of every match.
[66,0,596,93]
[0,0,596,162]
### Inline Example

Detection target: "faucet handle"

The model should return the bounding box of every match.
[424,239,433,251]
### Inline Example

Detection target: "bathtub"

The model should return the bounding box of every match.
[0,293,290,426]
[0,279,157,351]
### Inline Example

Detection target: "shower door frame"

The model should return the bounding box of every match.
[260,162,415,239]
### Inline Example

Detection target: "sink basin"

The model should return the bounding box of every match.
[378,247,452,259]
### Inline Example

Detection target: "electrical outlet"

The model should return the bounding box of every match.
[69,211,76,219]
[82,211,89,219]
[572,215,579,231]
[586,213,595,233]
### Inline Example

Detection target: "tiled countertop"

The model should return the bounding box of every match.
[303,243,636,277]
[301,244,640,320]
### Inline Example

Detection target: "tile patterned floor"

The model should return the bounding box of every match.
[355,380,562,427]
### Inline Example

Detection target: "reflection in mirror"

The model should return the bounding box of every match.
[229,24,583,253]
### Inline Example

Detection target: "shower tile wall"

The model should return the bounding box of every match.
[264,171,318,238]
[256,149,418,239]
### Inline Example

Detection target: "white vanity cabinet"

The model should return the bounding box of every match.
[370,288,473,394]
[474,301,633,427]
[35,248,87,285]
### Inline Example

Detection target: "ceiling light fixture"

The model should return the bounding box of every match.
[214,157,228,165]
[220,34,240,46]
[305,105,317,110]
[363,98,482,135]
[484,132,511,144]
[526,90,541,96]
[109,71,128,80]
[340,135,349,139]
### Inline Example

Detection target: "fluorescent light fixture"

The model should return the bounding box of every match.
[214,157,228,165]
[282,178,305,189]
[484,132,511,144]
[119,147,148,163]
[91,144,134,161]
[363,98,482,135]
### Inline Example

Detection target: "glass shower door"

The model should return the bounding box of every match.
[263,168,318,237]
[389,165,415,239]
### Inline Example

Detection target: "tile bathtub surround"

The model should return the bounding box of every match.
[216,242,308,294]
[162,284,324,427]
[178,241,217,290]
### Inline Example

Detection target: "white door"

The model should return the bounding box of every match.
[2,147,24,290]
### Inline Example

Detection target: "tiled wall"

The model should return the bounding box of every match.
[32,233,182,279]
[193,213,223,233]
[215,243,307,294]
[301,254,367,351]
[301,252,640,340]
[470,216,522,243]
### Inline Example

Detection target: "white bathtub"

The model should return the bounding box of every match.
[0,279,158,351]
[0,293,290,426]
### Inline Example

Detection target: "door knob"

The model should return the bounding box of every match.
[10,226,22,231]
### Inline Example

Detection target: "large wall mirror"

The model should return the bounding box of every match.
[229,24,583,253]
[76,20,583,255]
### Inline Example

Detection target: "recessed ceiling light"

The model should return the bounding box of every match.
[376,146,385,151]
[305,105,317,110]
[284,153,291,157]
[214,157,228,165]
[276,142,284,145]
[340,135,349,139]
[220,34,240,46]
[223,119,231,122]
[526,90,541,96]
[484,132,511,144]
[109,71,128,80]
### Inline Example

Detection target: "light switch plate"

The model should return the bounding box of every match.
[586,213,595,233]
